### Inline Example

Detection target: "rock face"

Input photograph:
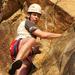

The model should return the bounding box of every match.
[51,0,75,17]
[0,0,75,75]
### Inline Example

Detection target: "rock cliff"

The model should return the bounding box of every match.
[0,0,75,75]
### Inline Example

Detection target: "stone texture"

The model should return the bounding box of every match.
[51,0,75,17]
[0,0,75,75]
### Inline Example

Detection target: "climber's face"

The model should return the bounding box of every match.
[30,12,41,23]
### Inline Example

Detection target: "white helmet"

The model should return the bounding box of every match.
[28,3,42,14]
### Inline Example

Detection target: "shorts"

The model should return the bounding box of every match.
[9,38,40,61]
[10,38,22,61]
[9,38,33,61]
